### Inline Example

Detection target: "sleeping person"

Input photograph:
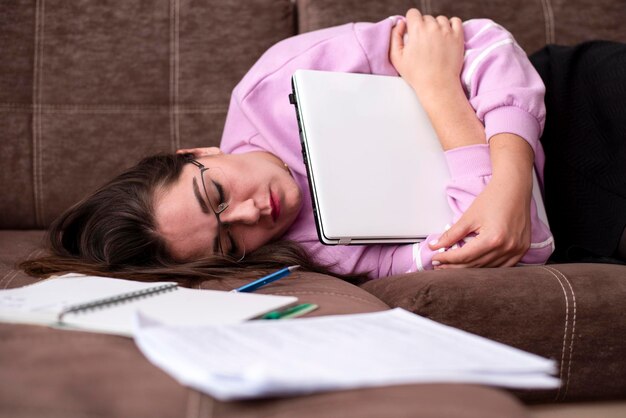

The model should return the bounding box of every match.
[29,9,616,283]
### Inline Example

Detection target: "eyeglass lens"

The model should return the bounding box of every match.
[200,167,233,255]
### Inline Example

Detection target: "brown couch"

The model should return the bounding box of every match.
[1,1,625,417]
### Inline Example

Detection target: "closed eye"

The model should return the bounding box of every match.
[212,180,227,210]
[192,177,210,214]
[211,180,238,256]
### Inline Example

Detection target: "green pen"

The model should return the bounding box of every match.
[261,303,318,320]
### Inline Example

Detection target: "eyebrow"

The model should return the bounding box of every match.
[192,177,210,214]
[192,176,220,255]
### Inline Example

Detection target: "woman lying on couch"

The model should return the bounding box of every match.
[21,10,626,282]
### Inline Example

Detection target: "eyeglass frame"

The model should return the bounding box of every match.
[185,157,232,256]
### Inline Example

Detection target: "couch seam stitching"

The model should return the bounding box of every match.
[540,0,556,44]
[201,392,214,418]
[1,270,19,290]
[547,0,556,43]
[185,390,200,418]
[302,0,309,33]
[545,265,576,401]
[169,0,181,153]
[169,0,174,152]
[38,0,46,227]
[32,0,45,228]
[3,270,21,289]
[540,265,570,401]
[1,248,43,289]
[176,0,181,150]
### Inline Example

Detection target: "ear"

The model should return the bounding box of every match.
[176,147,223,157]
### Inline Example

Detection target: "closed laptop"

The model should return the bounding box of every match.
[290,70,548,245]
[290,69,454,245]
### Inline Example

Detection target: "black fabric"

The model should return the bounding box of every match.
[530,42,626,263]
[619,227,626,260]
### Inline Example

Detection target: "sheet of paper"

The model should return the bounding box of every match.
[134,308,559,400]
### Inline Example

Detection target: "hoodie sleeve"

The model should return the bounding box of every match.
[461,19,546,161]
[379,18,552,273]
[404,145,553,273]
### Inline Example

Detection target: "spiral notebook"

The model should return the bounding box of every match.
[0,274,297,337]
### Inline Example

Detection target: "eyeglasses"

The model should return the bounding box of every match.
[186,158,238,256]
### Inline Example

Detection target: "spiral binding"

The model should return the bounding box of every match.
[57,283,178,322]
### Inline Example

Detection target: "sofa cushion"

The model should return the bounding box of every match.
[0,323,188,418]
[0,323,530,418]
[0,0,297,229]
[204,384,531,418]
[0,230,48,289]
[297,0,626,54]
[361,264,626,403]
[1,230,531,418]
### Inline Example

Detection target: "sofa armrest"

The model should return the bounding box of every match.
[361,263,626,403]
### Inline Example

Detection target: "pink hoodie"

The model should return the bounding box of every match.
[220,17,554,278]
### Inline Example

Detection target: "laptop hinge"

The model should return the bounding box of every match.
[338,238,351,245]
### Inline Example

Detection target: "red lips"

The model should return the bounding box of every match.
[270,192,281,222]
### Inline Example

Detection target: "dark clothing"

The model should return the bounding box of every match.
[530,42,626,263]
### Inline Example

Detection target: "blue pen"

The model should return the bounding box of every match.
[231,265,300,293]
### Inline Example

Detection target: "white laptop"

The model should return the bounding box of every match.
[289,69,548,245]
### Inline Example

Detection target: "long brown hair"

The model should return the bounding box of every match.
[20,153,366,285]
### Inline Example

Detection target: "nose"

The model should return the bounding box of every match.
[220,199,261,225]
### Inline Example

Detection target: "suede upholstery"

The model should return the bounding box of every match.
[1,1,625,417]
[361,264,626,402]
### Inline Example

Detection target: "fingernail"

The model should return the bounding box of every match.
[432,260,441,266]
[438,248,445,253]
[429,239,438,246]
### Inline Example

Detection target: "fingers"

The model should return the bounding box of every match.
[434,237,491,266]
[430,220,473,251]
[406,9,435,35]
[432,242,498,269]
[405,8,460,30]
[176,147,222,157]
[390,19,406,52]
[432,234,527,269]
[435,15,450,29]
[389,19,406,69]
[405,8,423,24]
[450,16,463,34]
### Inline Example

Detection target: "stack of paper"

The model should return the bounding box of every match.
[133,308,559,400]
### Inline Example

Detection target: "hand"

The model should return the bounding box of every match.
[430,179,532,268]
[176,147,222,157]
[389,9,464,99]
[390,9,484,152]
[431,134,535,268]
